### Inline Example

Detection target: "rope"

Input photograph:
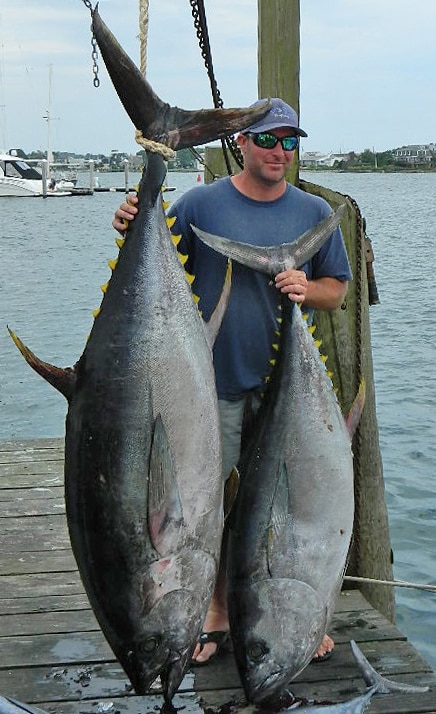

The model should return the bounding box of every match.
[344,574,436,594]
[135,1,175,161]
[138,0,149,77]
[135,130,175,160]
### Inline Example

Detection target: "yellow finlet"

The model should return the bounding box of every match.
[93,308,101,318]
[171,233,182,246]
[108,258,118,271]
[178,253,188,266]
[166,215,177,229]
[272,343,279,352]
[115,237,125,249]
[100,283,108,293]
[185,272,195,285]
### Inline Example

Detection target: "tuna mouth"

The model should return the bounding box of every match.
[250,670,285,704]
[160,647,192,703]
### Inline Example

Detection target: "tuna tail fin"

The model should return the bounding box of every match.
[191,204,346,276]
[92,6,270,150]
[350,640,430,693]
[7,327,76,401]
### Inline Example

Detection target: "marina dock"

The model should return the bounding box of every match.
[1,438,435,713]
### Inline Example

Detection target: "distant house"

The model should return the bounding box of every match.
[300,151,351,168]
[392,144,436,164]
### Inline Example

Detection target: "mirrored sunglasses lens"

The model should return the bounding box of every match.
[254,133,277,149]
[281,136,298,151]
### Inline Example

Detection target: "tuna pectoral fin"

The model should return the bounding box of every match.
[204,261,232,348]
[7,327,76,401]
[148,414,184,556]
[345,378,366,438]
[267,462,294,575]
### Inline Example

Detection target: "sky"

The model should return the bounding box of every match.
[0,0,435,156]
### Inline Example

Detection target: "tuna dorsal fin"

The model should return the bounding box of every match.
[148,414,184,556]
[223,465,239,519]
[7,327,76,401]
[345,378,366,438]
[204,260,232,349]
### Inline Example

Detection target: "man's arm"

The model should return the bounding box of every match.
[275,269,348,310]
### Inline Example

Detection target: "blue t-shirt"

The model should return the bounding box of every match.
[168,177,352,400]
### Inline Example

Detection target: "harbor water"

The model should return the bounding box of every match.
[1,169,435,670]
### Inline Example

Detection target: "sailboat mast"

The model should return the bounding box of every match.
[44,63,53,177]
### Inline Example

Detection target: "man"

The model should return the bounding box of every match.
[113,97,352,664]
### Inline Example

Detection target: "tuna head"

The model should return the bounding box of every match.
[116,558,216,701]
[230,579,328,705]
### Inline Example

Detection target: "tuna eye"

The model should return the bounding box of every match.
[140,637,159,654]
[248,641,268,662]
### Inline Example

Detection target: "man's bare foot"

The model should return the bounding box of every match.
[312,633,334,661]
[192,604,229,664]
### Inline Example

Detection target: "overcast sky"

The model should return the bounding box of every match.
[1,1,435,156]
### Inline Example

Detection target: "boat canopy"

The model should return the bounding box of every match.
[0,156,42,180]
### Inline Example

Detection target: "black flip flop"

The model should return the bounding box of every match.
[191,630,231,667]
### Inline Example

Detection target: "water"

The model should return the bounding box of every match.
[1,169,435,669]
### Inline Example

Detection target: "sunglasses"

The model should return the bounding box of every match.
[246,132,299,152]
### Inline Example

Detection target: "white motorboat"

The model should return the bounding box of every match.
[0,152,72,197]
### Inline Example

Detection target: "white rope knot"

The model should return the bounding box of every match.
[135,129,176,160]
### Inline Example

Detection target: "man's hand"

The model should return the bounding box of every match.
[275,269,308,303]
[112,194,139,235]
[275,271,348,310]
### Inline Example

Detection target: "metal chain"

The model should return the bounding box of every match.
[342,194,364,502]
[81,0,100,87]
[189,0,244,172]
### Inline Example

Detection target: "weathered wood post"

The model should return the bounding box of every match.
[205,0,395,621]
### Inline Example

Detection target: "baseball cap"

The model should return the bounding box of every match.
[243,97,308,137]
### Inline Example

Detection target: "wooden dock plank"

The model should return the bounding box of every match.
[0,438,435,713]
[0,549,76,576]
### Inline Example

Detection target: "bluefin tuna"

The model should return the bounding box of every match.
[7,8,271,703]
[191,207,361,704]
